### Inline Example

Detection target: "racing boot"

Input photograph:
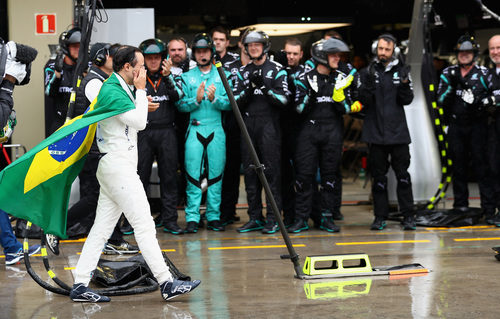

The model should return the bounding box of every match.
[485,212,500,227]
[163,222,184,235]
[237,219,264,233]
[319,210,340,232]
[370,216,387,230]
[287,219,309,233]
[160,279,201,301]
[262,221,279,234]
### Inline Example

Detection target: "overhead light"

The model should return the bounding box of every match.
[230,23,351,37]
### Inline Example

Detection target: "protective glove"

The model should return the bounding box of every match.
[12,42,38,64]
[461,88,474,104]
[447,67,460,89]
[5,42,26,85]
[5,41,37,85]
[332,73,354,102]
[307,74,319,93]
[273,49,288,67]
[335,100,363,114]
[399,64,411,82]
[481,96,495,107]
[350,101,363,113]
[54,50,64,73]
[0,110,16,143]
[249,68,264,88]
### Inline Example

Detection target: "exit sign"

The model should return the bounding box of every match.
[35,14,56,35]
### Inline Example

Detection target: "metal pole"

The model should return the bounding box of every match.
[213,61,304,278]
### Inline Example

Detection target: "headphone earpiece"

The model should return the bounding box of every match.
[94,44,110,67]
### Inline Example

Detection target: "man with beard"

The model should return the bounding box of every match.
[359,34,415,230]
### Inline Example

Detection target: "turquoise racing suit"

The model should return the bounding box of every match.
[176,66,232,223]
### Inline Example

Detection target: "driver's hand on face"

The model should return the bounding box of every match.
[134,67,147,90]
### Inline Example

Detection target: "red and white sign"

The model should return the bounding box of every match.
[35,14,56,35]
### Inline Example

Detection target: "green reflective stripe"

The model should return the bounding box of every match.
[270,91,288,105]
[480,76,488,90]
[275,70,287,79]
[296,81,307,90]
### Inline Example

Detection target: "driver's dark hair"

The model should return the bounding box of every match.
[113,45,141,72]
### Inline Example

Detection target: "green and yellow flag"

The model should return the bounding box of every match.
[0,73,136,238]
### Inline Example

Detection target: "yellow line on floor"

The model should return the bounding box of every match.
[454,237,500,242]
[426,225,495,230]
[65,267,75,270]
[209,244,306,250]
[60,238,87,243]
[336,240,431,245]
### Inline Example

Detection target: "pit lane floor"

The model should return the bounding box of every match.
[1,179,499,319]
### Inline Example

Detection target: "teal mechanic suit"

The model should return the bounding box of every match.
[176,66,232,224]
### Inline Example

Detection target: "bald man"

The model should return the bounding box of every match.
[483,35,500,226]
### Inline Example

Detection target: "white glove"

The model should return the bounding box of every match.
[307,74,318,93]
[5,41,27,84]
[461,88,474,104]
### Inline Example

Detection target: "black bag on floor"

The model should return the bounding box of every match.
[91,253,191,289]
[14,219,42,239]
[414,208,483,227]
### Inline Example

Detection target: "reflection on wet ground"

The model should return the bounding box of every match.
[2,181,500,318]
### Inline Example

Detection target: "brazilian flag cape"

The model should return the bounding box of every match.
[0,72,135,238]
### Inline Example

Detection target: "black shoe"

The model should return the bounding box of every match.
[262,221,279,234]
[120,220,134,235]
[163,222,184,235]
[70,283,110,302]
[485,213,500,227]
[185,221,198,233]
[320,218,340,232]
[402,215,416,230]
[283,217,295,228]
[45,233,60,255]
[207,220,225,231]
[160,279,201,301]
[237,219,264,233]
[198,218,205,229]
[103,241,140,255]
[332,210,344,221]
[371,217,387,230]
[154,215,163,228]
[287,219,309,233]
[221,216,235,226]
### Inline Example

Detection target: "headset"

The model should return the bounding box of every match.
[371,33,400,59]
[58,27,81,62]
[93,43,111,67]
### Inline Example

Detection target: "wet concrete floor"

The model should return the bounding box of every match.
[2,179,500,318]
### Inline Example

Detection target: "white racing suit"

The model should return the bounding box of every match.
[74,73,173,285]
